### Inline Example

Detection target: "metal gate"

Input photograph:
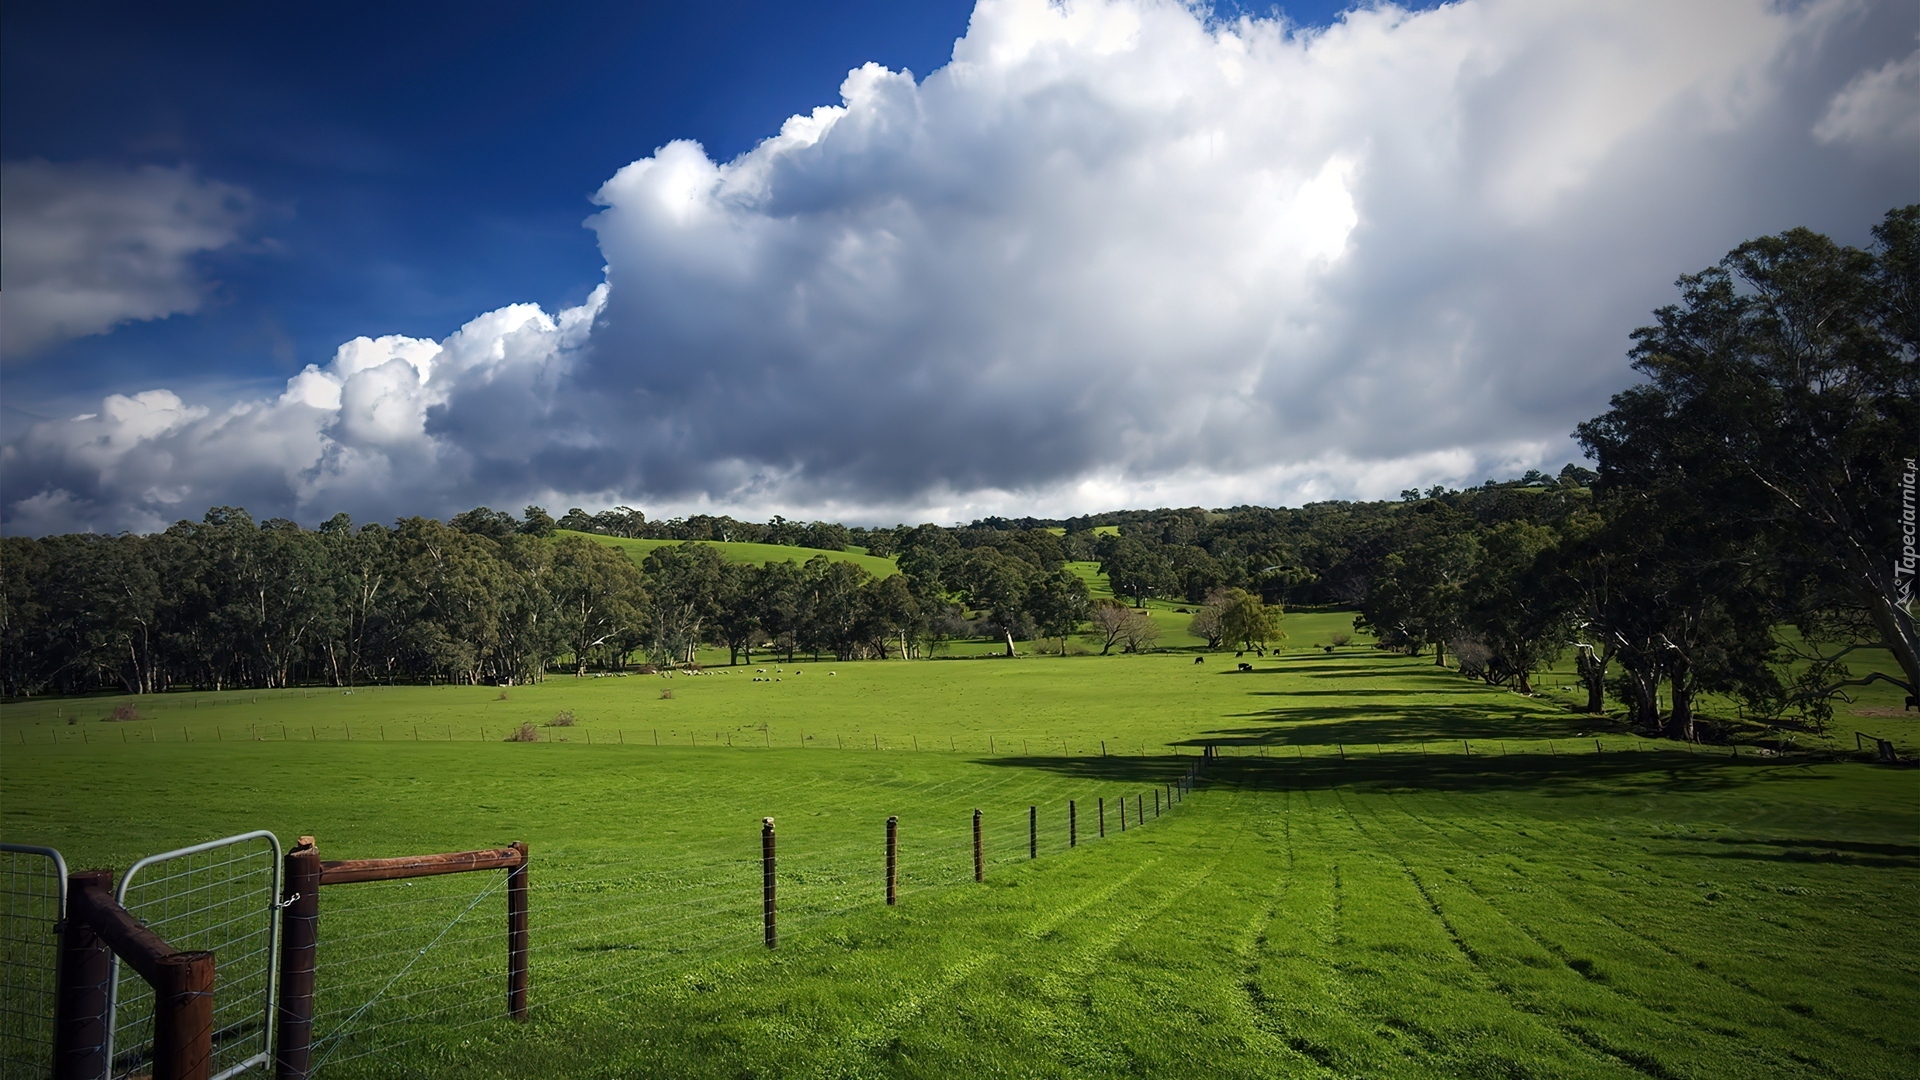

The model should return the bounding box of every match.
[0,844,68,1080]
[108,832,282,1080]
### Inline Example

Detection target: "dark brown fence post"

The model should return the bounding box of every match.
[1137,795,1144,824]
[1029,806,1037,859]
[1069,801,1077,848]
[506,842,529,1022]
[762,818,777,949]
[276,837,321,1080]
[885,817,899,905]
[1154,789,1160,818]
[54,870,113,1080]
[972,810,983,882]
[1098,797,1106,838]
[152,950,215,1080]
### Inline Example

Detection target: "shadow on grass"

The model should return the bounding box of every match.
[1234,687,1492,697]
[971,748,1819,799]
[1669,836,1920,869]
[1198,703,1598,746]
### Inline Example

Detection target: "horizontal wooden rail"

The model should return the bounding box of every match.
[319,845,526,885]
[69,880,178,985]
[66,877,215,1080]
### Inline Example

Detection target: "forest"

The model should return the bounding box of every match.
[3,208,1914,745]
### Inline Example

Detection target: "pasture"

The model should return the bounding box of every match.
[2,649,1915,1078]
[571,532,900,578]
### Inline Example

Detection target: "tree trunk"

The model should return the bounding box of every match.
[1433,639,1446,666]
[1004,628,1016,657]
[1665,681,1694,742]
[1627,667,1661,732]
[1663,652,1695,741]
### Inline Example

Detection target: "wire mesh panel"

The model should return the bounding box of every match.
[109,832,281,1080]
[305,870,511,1074]
[0,845,67,1080]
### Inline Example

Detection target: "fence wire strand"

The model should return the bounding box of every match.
[111,834,278,1080]
[298,763,1204,1076]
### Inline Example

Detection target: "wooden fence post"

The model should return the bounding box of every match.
[1070,801,1078,848]
[1098,797,1105,838]
[885,817,899,906]
[762,819,777,949]
[973,810,983,882]
[506,841,529,1021]
[54,870,113,1080]
[152,950,215,1080]
[1137,795,1143,824]
[1029,806,1037,859]
[275,838,321,1080]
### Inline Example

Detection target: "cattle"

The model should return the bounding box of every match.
[1194,656,1205,665]
[1238,662,1253,672]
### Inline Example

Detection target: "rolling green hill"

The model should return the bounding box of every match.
[569,530,899,577]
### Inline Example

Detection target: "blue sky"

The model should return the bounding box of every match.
[3,1,988,400]
[2,0,1913,533]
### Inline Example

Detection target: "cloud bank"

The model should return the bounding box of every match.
[0,161,254,360]
[4,0,1915,534]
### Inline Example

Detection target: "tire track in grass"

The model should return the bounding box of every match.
[1246,784,1464,1079]
[1327,785,1654,1080]
[1219,791,1349,1079]
[816,800,1193,1072]
[1376,786,1887,1036]
[1358,790,1854,1080]
[1371,788,1859,1076]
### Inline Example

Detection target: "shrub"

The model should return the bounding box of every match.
[504,722,539,742]
[106,704,141,722]
[544,710,577,727]
[1331,632,1352,647]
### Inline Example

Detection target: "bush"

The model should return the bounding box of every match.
[544,710,577,727]
[106,704,141,722]
[504,722,539,742]
[1331,632,1351,647]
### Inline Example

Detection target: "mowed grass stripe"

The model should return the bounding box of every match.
[1367,782,1907,1077]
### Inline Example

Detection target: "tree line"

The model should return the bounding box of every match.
[2,208,1912,743]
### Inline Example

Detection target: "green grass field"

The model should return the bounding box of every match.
[3,648,1916,1078]
[571,531,899,578]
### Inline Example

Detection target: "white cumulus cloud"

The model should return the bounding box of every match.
[4,0,1916,534]
[0,161,254,360]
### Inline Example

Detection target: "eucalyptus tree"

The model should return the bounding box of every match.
[1578,206,1920,713]
[534,534,640,675]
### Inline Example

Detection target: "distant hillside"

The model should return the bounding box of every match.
[569,531,899,577]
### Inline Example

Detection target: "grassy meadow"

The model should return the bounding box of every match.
[570,531,900,578]
[3,638,1916,1078]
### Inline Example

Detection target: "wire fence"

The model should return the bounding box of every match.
[0,763,1202,1077]
[301,762,1202,1076]
[0,845,67,1080]
[110,832,281,1080]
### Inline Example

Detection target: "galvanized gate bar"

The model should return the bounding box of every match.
[109,831,282,1080]
[1,843,68,1080]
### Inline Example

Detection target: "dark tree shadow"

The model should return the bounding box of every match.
[970,748,1806,799]
[1193,703,1599,746]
